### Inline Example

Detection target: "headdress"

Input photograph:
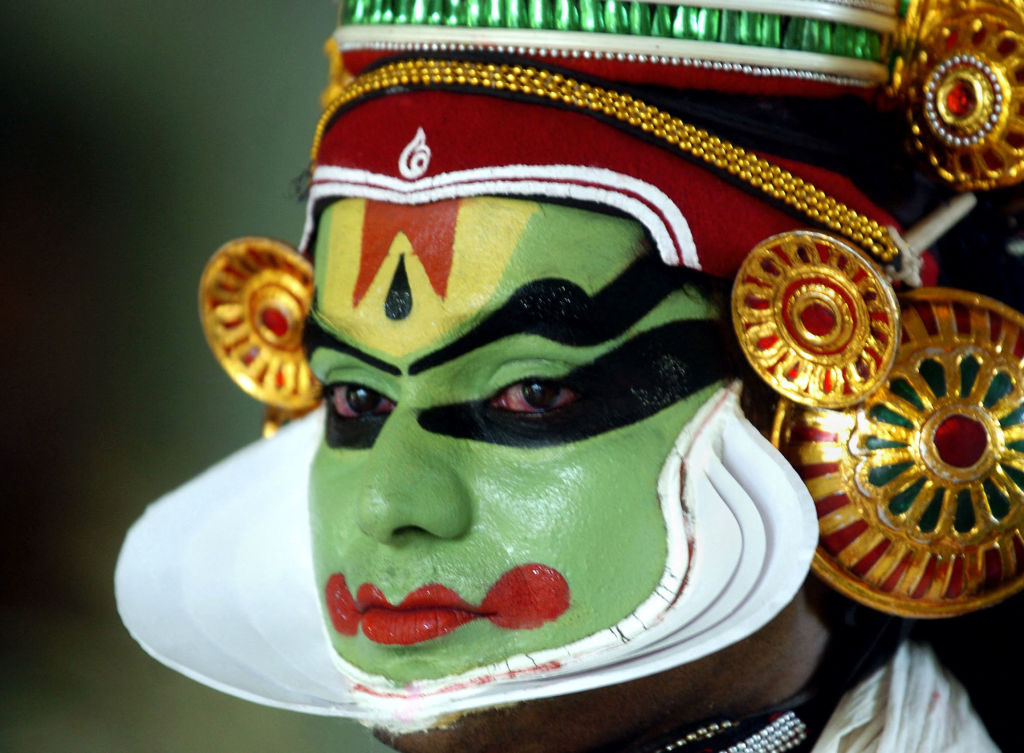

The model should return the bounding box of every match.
[119,0,1024,730]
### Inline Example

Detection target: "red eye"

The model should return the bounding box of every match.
[331,385,396,418]
[490,380,577,413]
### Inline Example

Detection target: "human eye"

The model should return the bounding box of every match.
[329,384,396,418]
[489,379,578,414]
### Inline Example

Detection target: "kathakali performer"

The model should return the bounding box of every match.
[117,1,1024,750]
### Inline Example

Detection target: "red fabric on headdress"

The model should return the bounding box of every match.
[311,85,897,278]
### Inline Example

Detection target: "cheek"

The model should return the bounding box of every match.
[461,436,671,604]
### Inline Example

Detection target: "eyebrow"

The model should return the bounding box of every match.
[303,312,402,376]
[408,255,693,375]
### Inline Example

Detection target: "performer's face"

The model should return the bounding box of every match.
[307,197,722,683]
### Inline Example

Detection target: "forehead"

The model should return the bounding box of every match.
[312,197,649,359]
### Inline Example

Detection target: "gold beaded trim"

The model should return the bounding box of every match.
[652,719,737,752]
[312,58,900,263]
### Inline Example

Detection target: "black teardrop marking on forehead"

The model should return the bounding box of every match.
[384,254,413,321]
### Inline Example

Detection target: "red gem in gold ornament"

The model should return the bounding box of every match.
[774,288,1024,617]
[732,231,899,409]
[900,2,1024,190]
[934,414,988,467]
[199,237,321,413]
[945,77,977,118]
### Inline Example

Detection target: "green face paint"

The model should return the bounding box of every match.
[308,197,723,683]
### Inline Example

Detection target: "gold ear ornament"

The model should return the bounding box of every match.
[774,288,1024,617]
[898,0,1024,190]
[731,231,901,409]
[199,237,321,426]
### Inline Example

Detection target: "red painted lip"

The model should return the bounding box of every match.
[325,563,570,645]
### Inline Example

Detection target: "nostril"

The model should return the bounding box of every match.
[392,525,431,539]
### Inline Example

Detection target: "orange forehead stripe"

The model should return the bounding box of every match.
[354,199,460,307]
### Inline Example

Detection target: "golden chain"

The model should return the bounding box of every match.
[312,58,899,263]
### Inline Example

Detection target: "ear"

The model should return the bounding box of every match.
[199,237,321,423]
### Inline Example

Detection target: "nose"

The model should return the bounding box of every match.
[355,409,474,544]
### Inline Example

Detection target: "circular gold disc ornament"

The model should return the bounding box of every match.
[732,231,900,409]
[775,288,1024,617]
[199,237,321,412]
[903,1,1024,190]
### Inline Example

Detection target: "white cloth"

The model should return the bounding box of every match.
[813,642,998,753]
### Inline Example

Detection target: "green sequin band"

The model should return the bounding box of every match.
[340,2,884,62]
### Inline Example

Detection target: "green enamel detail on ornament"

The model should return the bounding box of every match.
[868,461,913,487]
[888,476,926,515]
[983,479,1011,520]
[960,355,980,397]
[1006,440,1024,452]
[984,372,1013,408]
[865,435,906,450]
[999,404,1024,428]
[890,378,924,410]
[339,1,884,62]
[870,404,913,429]
[1002,463,1024,492]
[918,359,946,398]
[917,489,945,533]
[954,489,976,533]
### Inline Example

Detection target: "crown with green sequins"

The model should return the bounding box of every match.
[337,0,901,85]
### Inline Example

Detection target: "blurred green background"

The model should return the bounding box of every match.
[1,2,389,751]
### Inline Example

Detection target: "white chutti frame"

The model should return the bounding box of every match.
[116,384,817,730]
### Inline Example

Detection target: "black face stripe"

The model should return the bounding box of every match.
[303,311,402,376]
[415,319,725,447]
[408,255,690,375]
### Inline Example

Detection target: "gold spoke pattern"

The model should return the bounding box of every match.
[902,0,1024,190]
[774,288,1024,616]
[200,238,321,413]
[732,231,899,409]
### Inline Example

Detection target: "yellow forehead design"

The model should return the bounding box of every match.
[318,197,538,358]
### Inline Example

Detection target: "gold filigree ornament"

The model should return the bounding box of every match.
[900,0,1024,190]
[775,288,1024,616]
[199,238,321,424]
[731,231,900,409]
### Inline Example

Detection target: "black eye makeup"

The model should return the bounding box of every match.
[417,320,725,447]
[325,384,396,449]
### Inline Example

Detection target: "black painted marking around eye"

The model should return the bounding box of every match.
[416,319,724,447]
[303,313,402,376]
[408,256,689,375]
[324,385,389,449]
[384,254,413,321]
